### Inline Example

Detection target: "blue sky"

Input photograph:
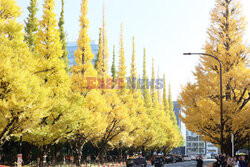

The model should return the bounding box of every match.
[17,0,250,100]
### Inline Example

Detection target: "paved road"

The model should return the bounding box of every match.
[148,159,215,167]
[165,161,210,167]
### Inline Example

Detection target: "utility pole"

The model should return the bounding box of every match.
[183,53,224,154]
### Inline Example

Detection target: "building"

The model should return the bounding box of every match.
[173,101,186,144]
[185,130,218,156]
[173,101,181,128]
[171,101,186,155]
[173,101,218,156]
[67,40,98,68]
[206,142,219,155]
[185,130,206,155]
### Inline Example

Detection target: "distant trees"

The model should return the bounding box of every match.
[0,0,183,165]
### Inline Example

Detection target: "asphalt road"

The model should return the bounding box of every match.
[149,159,215,167]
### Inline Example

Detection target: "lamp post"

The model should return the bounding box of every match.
[183,53,224,154]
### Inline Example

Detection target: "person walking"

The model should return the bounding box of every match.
[134,153,147,167]
[222,157,227,167]
[213,155,220,167]
[218,154,224,166]
[231,157,238,167]
[227,155,233,167]
[196,156,203,167]
[238,156,247,167]
[154,153,165,167]
[150,155,155,165]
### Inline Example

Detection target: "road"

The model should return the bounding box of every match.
[148,159,215,167]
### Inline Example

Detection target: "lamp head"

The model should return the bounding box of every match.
[183,53,192,55]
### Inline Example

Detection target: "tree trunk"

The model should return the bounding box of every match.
[142,146,145,157]
[163,147,166,156]
[42,145,49,167]
[0,147,2,163]
[54,144,62,165]
[22,142,32,165]
[223,138,233,156]
[120,149,123,162]
[97,140,108,163]
[117,143,123,162]
[75,140,84,167]
[97,147,105,164]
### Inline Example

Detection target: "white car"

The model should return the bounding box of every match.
[190,155,196,160]
[183,156,191,161]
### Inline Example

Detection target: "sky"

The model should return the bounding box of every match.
[17,0,250,101]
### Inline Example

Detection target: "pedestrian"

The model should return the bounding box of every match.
[214,155,220,167]
[150,155,155,165]
[238,156,247,167]
[227,155,233,167]
[231,157,238,167]
[221,157,227,167]
[154,153,165,167]
[69,155,74,164]
[134,153,147,167]
[217,154,223,166]
[227,156,238,167]
[196,155,203,167]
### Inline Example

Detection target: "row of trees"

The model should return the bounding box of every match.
[178,0,249,155]
[0,0,183,165]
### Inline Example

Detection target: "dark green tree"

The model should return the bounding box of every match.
[142,48,152,108]
[94,28,103,72]
[58,0,69,72]
[168,83,173,112]
[111,45,116,84]
[24,0,38,50]
[163,74,169,115]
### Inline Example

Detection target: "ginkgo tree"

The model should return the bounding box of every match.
[120,37,147,154]
[178,0,249,155]
[0,0,49,148]
[94,24,134,162]
[70,0,107,166]
[22,0,71,165]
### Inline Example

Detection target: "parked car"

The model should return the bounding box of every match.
[183,155,191,161]
[164,154,176,163]
[190,155,196,160]
[206,153,216,159]
[175,155,184,162]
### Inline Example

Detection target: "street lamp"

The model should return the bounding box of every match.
[183,52,224,154]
